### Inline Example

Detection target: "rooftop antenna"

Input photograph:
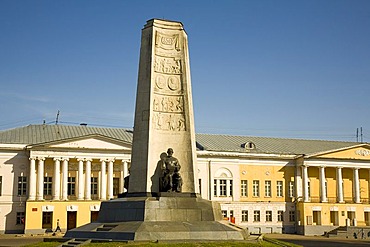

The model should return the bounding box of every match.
[356,128,359,142]
[55,110,60,125]
[361,127,363,143]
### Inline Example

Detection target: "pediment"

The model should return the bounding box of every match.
[46,137,131,151]
[314,145,370,160]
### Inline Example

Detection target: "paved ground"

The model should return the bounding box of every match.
[266,233,370,247]
[1,233,370,247]
[0,237,44,246]
[0,233,63,247]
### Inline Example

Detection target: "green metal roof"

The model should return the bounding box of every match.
[0,124,133,145]
[195,133,360,155]
[0,124,361,155]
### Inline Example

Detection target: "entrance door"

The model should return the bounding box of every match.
[365,212,370,226]
[42,212,53,231]
[91,211,99,222]
[67,212,77,230]
[330,211,339,226]
[347,211,356,226]
[313,211,321,225]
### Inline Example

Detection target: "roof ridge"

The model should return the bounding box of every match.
[195,132,359,144]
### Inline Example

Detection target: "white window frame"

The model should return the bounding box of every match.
[254,210,260,222]
[253,180,260,197]
[277,181,283,197]
[278,210,284,222]
[241,180,248,197]
[213,168,233,198]
[265,180,271,197]
[266,210,272,222]
[242,210,248,222]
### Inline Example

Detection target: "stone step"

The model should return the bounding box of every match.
[58,238,91,247]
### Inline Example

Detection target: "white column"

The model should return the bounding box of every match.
[100,159,107,200]
[77,159,84,200]
[36,158,45,200]
[302,165,309,202]
[85,159,92,200]
[319,166,327,202]
[226,180,231,197]
[120,160,128,194]
[208,159,212,200]
[107,159,114,199]
[28,157,37,200]
[216,179,220,197]
[354,167,361,203]
[62,158,69,200]
[52,158,61,201]
[336,167,344,203]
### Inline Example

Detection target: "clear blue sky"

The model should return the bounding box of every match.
[1,0,369,142]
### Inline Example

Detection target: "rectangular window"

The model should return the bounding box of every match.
[16,212,25,225]
[241,180,248,197]
[214,179,232,197]
[91,177,98,198]
[253,180,259,197]
[219,179,227,196]
[229,180,233,197]
[214,179,217,196]
[68,177,76,196]
[289,181,295,198]
[289,211,295,222]
[242,210,248,222]
[278,210,284,222]
[199,179,202,194]
[253,210,260,222]
[113,178,120,196]
[221,210,227,219]
[307,181,311,198]
[0,176,2,196]
[44,177,52,195]
[265,180,271,197]
[266,210,272,222]
[277,181,283,197]
[17,176,27,196]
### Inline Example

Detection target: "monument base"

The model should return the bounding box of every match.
[64,196,248,241]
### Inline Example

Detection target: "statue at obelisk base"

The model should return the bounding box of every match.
[64,19,248,242]
[160,148,182,192]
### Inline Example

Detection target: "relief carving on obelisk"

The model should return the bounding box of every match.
[152,31,186,131]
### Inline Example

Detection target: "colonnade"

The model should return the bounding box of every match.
[28,157,130,201]
[302,165,361,203]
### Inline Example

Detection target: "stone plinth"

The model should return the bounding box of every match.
[64,196,248,241]
[64,18,248,242]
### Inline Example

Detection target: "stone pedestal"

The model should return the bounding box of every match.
[64,19,248,242]
[65,195,247,241]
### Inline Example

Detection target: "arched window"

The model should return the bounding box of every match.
[213,168,233,197]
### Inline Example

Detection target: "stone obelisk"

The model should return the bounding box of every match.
[64,19,247,242]
[129,19,198,195]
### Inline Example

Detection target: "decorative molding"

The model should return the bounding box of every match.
[355,149,370,157]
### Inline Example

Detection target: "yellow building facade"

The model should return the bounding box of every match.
[1,124,369,236]
[296,146,370,235]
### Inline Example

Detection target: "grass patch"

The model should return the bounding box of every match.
[24,242,61,247]
[263,236,302,247]
[24,240,286,247]
[87,242,278,247]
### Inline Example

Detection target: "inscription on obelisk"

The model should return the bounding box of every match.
[128,19,198,195]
